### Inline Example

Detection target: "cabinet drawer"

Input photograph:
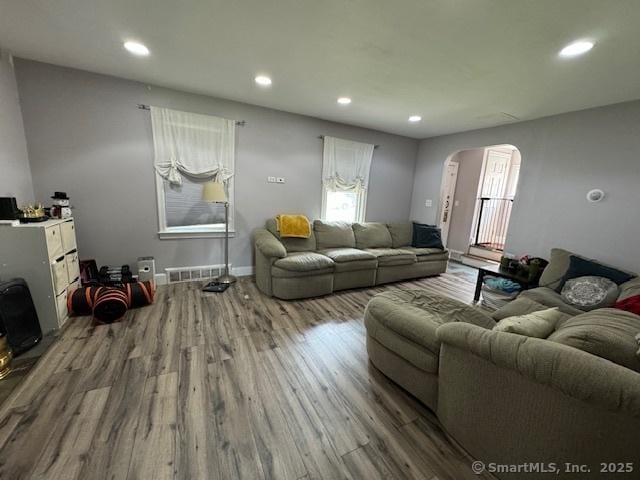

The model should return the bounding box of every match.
[66,252,80,283]
[45,225,63,260]
[52,258,69,295]
[56,289,69,327]
[60,220,77,252]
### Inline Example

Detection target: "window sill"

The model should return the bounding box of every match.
[158,229,236,240]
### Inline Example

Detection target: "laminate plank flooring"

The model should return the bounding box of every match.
[0,263,495,479]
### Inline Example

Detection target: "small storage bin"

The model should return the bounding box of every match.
[66,251,80,283]
[481,276,520,310]
[45,225,63,260]
[52,258,69,296]
[60,220,76,252]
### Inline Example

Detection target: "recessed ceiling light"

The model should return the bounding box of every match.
[124,41,150,56]
[255,75,272,86]
[408,115,422,122]
[559,40,594,58]
[337,97,352,105]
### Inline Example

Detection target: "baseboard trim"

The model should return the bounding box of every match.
[233,266,254,277]
[154,266,253,285]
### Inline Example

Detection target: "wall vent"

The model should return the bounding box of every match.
[164,263,229,284]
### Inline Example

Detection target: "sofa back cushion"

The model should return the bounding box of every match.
[266,218,316,252]
[547,308,640,373]
[352,222,392,249]
[539,248,637,292]
[313,220,356,249]
[557,255,636,291]
[386,223,412,248]
[494,307,569,338]
[538,248,572,290]
[618,277,640,302]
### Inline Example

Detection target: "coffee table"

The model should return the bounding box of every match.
[473,263,537,302]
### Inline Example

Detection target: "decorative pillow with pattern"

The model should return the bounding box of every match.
[560,275,619,311]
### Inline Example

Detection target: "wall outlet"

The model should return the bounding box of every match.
[267,176,276,183]
[276,177,285,183]
[425,199,433,207]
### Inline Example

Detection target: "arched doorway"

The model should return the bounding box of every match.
[438,144,521,263]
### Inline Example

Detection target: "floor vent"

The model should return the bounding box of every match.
[165,264,228,284]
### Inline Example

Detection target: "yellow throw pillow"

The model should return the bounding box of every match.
[494,307,567,338]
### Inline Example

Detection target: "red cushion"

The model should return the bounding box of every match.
[613,294,640,316]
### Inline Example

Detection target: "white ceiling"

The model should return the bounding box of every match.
[1,0,640,138]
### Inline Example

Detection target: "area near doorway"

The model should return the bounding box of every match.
[438,145,521,263]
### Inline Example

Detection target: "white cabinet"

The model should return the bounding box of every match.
[0,218,80,333]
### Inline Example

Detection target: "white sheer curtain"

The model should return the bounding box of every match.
[321,136,374,222]
[151,106,235,185]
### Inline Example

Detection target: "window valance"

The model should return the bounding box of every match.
[151,106,235,185]
[322,136,374,192]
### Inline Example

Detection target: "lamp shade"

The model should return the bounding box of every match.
[202,181,227,203]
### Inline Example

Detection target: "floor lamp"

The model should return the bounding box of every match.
[202,180,236,290]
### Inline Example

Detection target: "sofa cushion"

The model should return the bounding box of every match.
[402,246,449,262]
[364,248,416,266]
[494,307,569,338]
[547,308,640,373]
[318,248,376,263]
[318,248,377,273]
[538,248,573,290]
[365,290,495,357]
[518,287,585,317]
[618,277,640,302]
[412,222,444,249]
[492,297,550,321]
[313,220,356,249]
[352,222,392,249]
[558,255,636,291]
[386,223,412,248]
[266,218,316,253]
[272,252,334,277]
[560,276,620,311]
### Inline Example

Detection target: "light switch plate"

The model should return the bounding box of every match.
[425,199,433,207]
[276,177,285,183]
[454,200,460,207]
[267,176,276,183]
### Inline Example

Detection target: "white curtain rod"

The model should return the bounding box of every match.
[317,135,379,149]
[136,104,246,126]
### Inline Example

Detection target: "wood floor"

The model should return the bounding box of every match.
[0,264,493,480]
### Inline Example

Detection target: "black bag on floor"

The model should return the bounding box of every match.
[0,279,43,355]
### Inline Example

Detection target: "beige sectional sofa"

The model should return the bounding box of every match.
[253,219,449,299]
[365,248,640,478]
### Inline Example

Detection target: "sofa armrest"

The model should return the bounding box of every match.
[437,322,640,418]
[252,228,286,259]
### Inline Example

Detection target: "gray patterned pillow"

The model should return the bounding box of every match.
[561,275,619,311]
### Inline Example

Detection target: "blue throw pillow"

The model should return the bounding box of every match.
[556,255,636,292]
[412,222,444,249]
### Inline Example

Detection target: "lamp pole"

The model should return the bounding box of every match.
[218,201,236,284]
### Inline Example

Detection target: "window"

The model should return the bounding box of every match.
[150,106,235,238]
[156,174,234,237]
[322,190,364,223]
[321,136,374,223]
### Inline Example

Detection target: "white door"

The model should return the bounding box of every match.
[474,148,513,252]
[481,149,511,198]
[438,161,459,247]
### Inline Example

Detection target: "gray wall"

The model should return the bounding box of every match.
[15,59,418,271]
[0,52,33,204]
[447,148,484,253]
[411,100,640,272]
